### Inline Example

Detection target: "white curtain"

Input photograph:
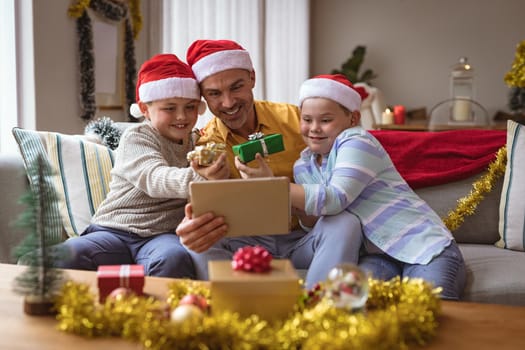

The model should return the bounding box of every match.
[0,0,18,153]
[161,0,310,105]
[0,0,34,154]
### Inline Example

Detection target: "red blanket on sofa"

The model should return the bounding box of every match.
[369,129,507,189]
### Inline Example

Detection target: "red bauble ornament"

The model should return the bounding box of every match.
[107,287,135,302]
[179,294,209,312]
[232,245,272,273]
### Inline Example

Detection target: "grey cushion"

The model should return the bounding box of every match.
[459,243,525,305]
[416,174,502,244]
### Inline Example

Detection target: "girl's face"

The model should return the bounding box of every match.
[300,97,359,156]
[140,97,200,143]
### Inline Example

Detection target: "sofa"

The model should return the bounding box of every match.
[1,124,525,307]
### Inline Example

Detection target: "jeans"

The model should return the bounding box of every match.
[358,240,466,300]
[186,211,363,289]
[57,224,195,278]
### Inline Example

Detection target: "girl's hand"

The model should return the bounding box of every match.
[235,153,274,179]
[176,203,228,253]
[192,153,230,180]
[292,206,319,228]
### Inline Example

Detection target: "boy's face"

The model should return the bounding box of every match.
[199,69,256,132]
[140,97,200,143]
[300,97,358,156]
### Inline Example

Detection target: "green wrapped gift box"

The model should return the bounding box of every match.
[233,133,285,163]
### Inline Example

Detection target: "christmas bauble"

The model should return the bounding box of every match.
[107,287,135,302]
[179,294,209,312]
[170,304,203,325]
[325,263,368,311]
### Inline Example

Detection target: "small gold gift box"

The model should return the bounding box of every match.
[209,259,301,321]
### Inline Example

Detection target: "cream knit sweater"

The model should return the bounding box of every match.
[91,121,206,237]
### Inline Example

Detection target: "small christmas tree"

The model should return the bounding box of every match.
[504,40,525,117]
[12,155,68,315]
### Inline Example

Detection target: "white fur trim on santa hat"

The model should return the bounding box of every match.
[139,76,200,103]
[130,99,207,119]
[299,78,362,111]
[191,49,253,82]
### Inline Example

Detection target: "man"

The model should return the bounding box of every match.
[176,39,362,289]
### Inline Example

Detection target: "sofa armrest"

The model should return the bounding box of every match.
[0,153,30,263]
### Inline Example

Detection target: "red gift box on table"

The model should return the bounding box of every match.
[97,264,145,303]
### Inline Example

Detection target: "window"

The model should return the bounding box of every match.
[0,0,35,154]
[161,0,310,127]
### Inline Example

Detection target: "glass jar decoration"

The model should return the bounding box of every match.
[450,57,475,122]
[324,263,368,311]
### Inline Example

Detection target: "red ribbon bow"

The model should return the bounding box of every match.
[232,245,272,273]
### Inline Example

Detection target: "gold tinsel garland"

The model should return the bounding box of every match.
[442,146,507,232]
[55,276,441,350]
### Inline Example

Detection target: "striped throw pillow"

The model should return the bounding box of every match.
[497,120,525,251]
[12,128,115,238]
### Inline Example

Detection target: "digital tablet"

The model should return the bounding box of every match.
[189,177,291,237]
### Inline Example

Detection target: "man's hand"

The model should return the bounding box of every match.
[176,203,228,253]
[192,153,230,180]
[234,153,274,178]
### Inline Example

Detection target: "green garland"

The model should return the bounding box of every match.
[68,0,140,121]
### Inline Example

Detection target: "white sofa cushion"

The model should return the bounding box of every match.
[12,128,114,238]
[497,120,525,251]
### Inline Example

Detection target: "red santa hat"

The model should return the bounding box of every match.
[298,74,369,112]
[130,53,204,118]
[186,39,254,82]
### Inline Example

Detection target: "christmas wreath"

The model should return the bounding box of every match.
[68,0,141,121]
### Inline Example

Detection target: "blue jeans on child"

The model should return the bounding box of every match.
[185,211,363,290]
[358,240,466,300]
[57,224,195,278]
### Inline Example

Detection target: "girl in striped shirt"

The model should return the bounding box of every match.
[290,74,466,300]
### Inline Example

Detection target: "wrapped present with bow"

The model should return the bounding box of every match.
[97,264,145,303]
[209,258,301,321]
[232,132,285,163]
[187,142,226,166]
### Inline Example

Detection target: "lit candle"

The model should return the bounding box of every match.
[393,105,406,125]
[452,97,472,122]
[381,108,394,124]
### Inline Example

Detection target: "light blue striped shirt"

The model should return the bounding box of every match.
[293,127,452,264]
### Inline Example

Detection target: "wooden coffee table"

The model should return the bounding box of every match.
[1,263,524,349]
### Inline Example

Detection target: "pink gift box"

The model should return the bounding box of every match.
[97,264,145,303]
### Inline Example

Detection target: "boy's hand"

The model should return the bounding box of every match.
[176,203,228,253]
[235,153,274,179]
[192,153,230,180]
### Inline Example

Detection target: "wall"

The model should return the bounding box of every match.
[310,0,525,119]
[31,0,152,134]
[31,0,524,133]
